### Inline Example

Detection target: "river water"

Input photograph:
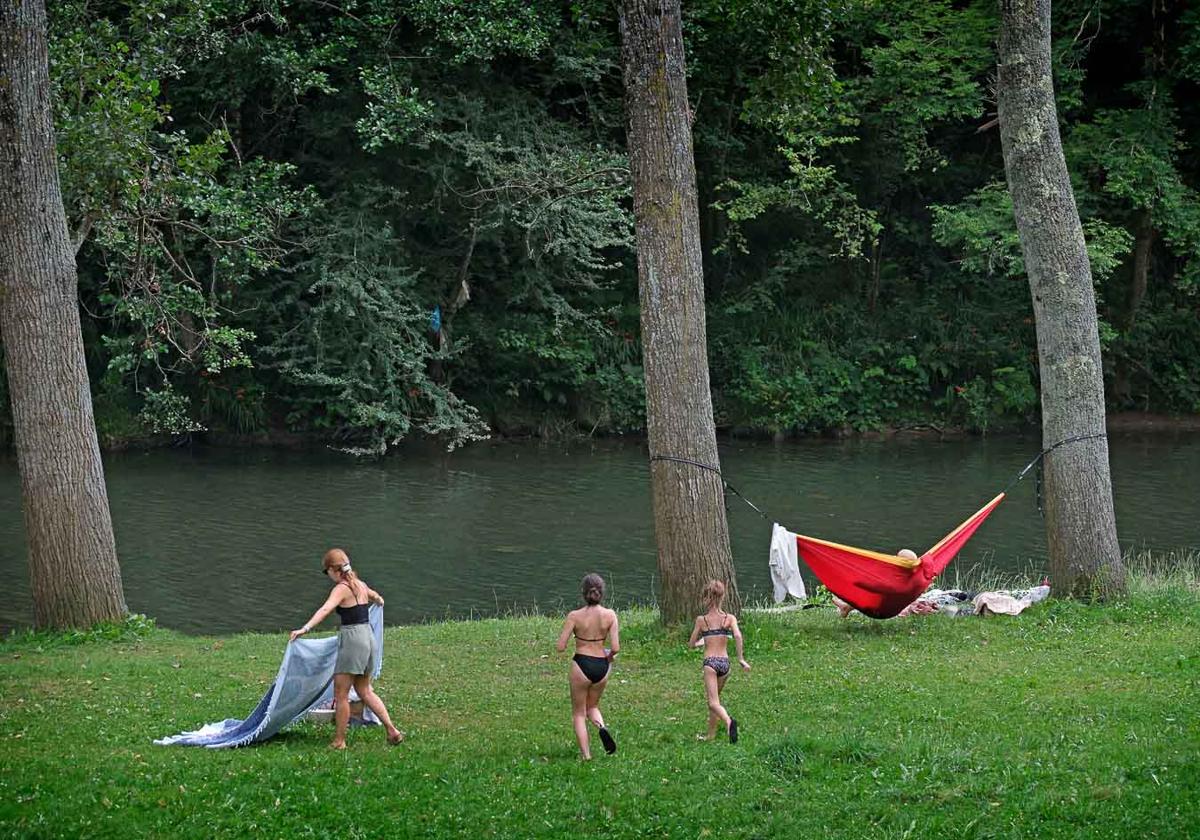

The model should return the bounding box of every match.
[1,433,1197,634]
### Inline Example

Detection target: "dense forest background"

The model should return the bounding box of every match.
[1,0,1196,453]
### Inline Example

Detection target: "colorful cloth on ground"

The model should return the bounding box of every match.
[794,494,1005,619]
[899,585,1049,617]
[769,522,807,602]
[973,584,1050,616]
[153,605,384,748]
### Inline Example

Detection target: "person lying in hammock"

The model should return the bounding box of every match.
[833,549,923,618]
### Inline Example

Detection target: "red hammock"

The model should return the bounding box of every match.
[795,493,1005,619]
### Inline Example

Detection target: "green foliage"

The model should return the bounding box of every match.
[710,302,1038,434]
[403,0,556,62]
[195,376,269,435]
[1106,303,1200,412]
[2,612,155,648]
[22,0,1199,454]
[50,0,229,225]
[948,367,1038,434]
[1070,96,1200,291]
[264,204,489,453]
[140,384,205,435]
[931,182,1134,282]
[931,184,1027,279]
[480,312,646,433]
[356,65,434,150]
[92,388,147,448]
[49,0,317,436]
[847,0,994,172]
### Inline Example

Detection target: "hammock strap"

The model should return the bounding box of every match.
[653,431,1108,525]
[648,454,769,519]
[1002,432,1108,497]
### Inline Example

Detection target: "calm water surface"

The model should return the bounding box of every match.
[1,433,1197,634]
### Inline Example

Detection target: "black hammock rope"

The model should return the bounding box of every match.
[649,432,1108,523]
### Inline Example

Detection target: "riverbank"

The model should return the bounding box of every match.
[56,408,1200,452]
[2,568,1197,838]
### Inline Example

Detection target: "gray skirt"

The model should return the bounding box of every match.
[334,623,377,676]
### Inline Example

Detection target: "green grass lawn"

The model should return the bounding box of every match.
[2,578,1197,839]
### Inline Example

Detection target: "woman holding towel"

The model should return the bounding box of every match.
[290,548,404,750]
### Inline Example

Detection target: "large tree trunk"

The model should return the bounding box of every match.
[0,0,127,627]
[996,0,1124,598]
[618,0,739,624]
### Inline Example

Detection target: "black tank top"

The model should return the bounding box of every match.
[335,582,369,626]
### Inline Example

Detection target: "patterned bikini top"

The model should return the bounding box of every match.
[699,614,733,638]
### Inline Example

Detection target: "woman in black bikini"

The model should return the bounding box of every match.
[290,548,404,750]
[687,580,750,743]
[555,573,620,760]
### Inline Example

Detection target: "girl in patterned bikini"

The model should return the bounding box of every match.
[687,580,750,743]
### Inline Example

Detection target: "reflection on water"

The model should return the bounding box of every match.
[1,433,1197,634]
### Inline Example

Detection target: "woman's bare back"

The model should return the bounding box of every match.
[333,580,371,608]
[570,605,614,655]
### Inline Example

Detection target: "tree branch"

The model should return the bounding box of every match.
[72,211,98,255]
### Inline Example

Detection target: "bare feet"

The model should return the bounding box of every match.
[387,729,405,746]
[329,741,346,750]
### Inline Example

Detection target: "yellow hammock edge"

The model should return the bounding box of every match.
[923,493,1007,556]
[793,492,1007,571]
[791,534,922,569]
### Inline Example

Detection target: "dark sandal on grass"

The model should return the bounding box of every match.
[729,719,738,745]
[388,731,405,746]
[599,727,616,755]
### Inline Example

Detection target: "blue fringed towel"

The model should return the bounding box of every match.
[154,605,384,748]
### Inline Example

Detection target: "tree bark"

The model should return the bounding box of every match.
[618,0,739,624]
[0,0,127,627]
[996,0,1124,598]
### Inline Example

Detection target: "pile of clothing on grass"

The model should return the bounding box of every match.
[889,581,1051,617]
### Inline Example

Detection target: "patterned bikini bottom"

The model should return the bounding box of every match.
[702,656,730,677]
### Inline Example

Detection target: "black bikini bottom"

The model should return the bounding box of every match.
[573,654,610,684]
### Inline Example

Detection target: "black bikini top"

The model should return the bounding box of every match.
[335,582,369,626]
[575,606,607,641]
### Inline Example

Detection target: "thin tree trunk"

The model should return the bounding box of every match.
[1127,208,1154,327]
[618,0,739,624]
[0,0,127,627]
[996,0,1124,598]
[867,237,883,314]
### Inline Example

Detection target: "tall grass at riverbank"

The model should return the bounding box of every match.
[1,564,1197,839]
